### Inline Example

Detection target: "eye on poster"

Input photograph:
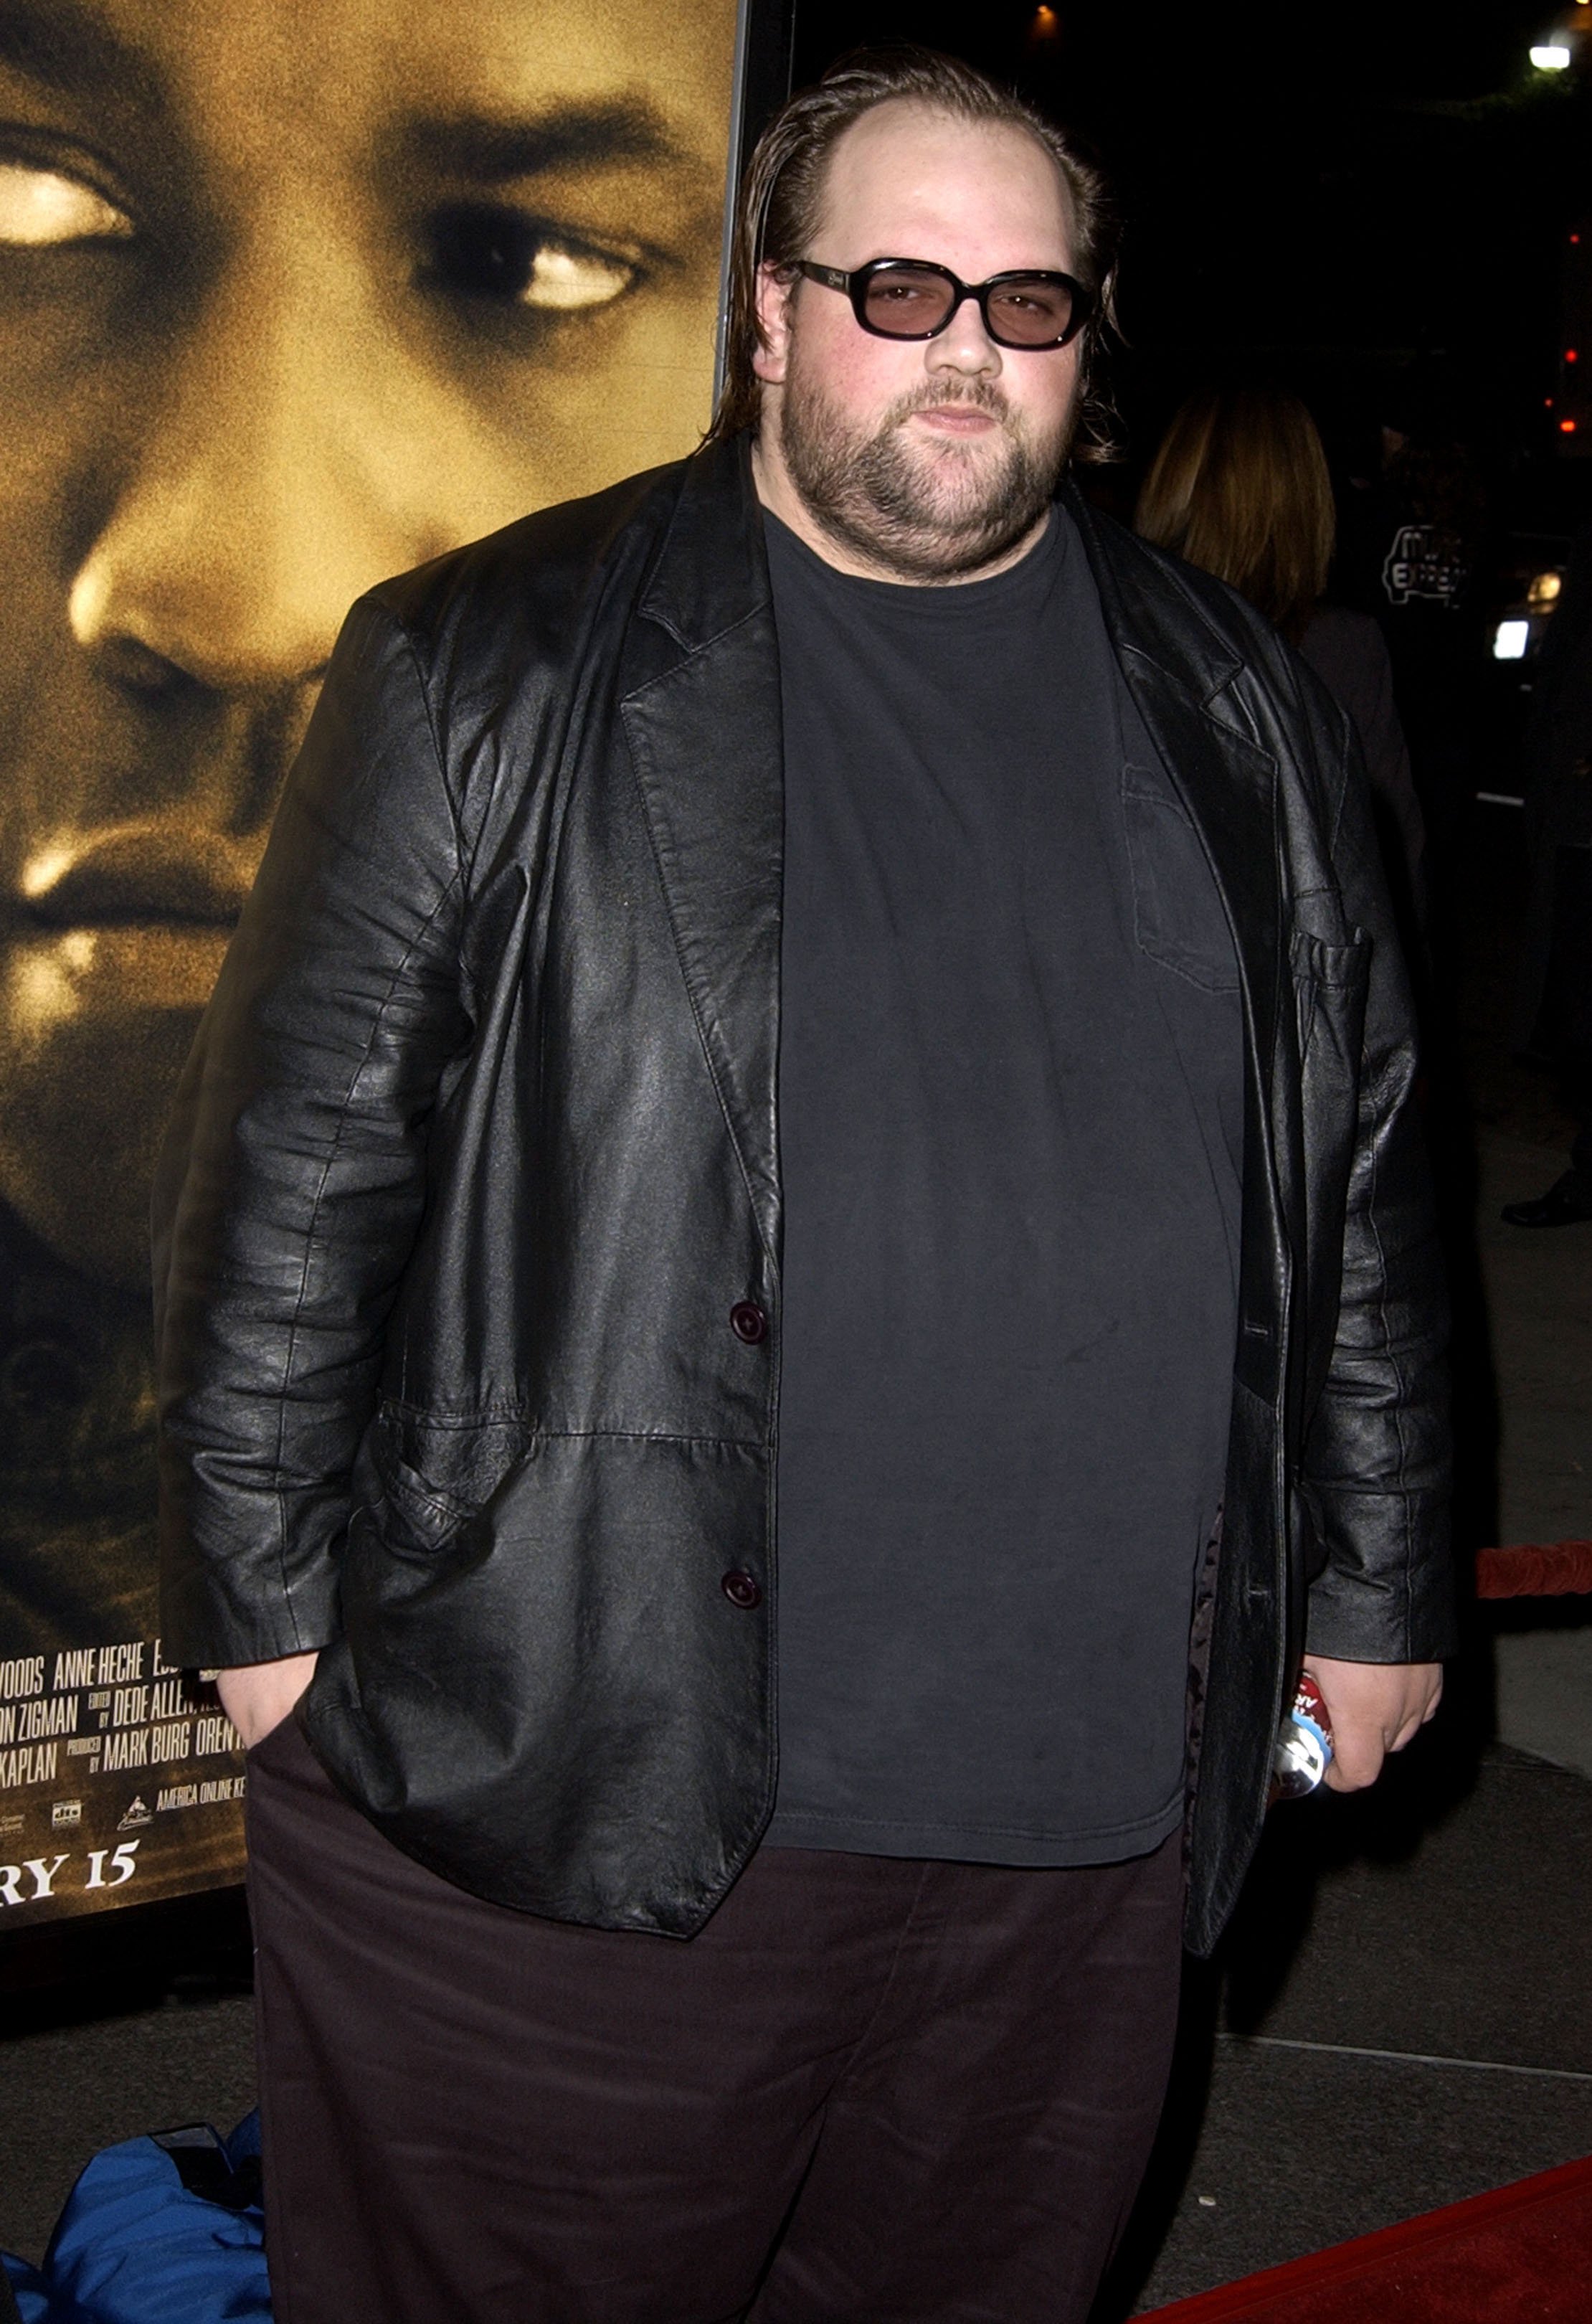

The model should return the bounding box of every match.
[0,0,782,1927]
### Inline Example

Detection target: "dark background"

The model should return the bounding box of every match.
[791,0,1592,534]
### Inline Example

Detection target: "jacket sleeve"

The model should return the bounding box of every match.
[154,595,472,1668]
[1299,708,1456,1666]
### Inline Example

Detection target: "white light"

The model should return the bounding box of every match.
[1530,41,1572,66]
[1493,620,1531,660]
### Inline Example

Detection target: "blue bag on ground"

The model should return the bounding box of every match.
[2,2250,52,2323]
[37,2112,269,2322]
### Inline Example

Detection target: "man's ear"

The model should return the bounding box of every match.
[752,263,795,386]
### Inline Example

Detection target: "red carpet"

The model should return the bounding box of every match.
[1475,1541,1592,1598]
[1139,2154,1592,2320]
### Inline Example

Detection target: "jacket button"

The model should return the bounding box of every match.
[729,1300,768,1345]
[721,1569,762,1610]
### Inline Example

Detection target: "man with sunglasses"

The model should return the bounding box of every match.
[157,44,1452,2324]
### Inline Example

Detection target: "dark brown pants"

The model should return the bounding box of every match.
[246,1711,1184,2324]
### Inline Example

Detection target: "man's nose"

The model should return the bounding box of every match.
[67,250,453,691]
[925,295,1003,379]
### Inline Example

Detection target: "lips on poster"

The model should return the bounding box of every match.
[0,0,744,1922]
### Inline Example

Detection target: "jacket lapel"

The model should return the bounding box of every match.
[620,442,785,1267]
[1071,489,1291,1394]
[1072,489,1283,1122]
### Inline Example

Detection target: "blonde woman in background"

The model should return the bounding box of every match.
[1136,385,1426,925]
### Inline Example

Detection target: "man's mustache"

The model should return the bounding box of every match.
[883,381,1013,428]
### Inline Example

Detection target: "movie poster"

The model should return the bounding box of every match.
[0,0,753,1924]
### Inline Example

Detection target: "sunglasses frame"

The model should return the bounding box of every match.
[794,258,1093,351]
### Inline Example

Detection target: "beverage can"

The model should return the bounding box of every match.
[1270,1671,1334,1803]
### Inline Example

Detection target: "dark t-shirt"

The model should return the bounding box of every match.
[762,506,1242,1866]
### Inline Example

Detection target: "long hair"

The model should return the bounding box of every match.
[1134,386,1336,643]
[705,45,1120,460]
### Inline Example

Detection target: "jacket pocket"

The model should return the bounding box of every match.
[357,1406,534,1562]
[1292,926,1371,1078]
[370,1451,478,1560]
[1122,765,1241,993]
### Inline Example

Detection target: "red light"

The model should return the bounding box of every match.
[1560,417,1579,434]
[1547,396,1557,407]
[1569,349,1581,364]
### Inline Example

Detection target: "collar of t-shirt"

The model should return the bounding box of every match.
[759,501,1068,633]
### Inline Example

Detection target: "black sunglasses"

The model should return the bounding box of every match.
[795,258,1091,350]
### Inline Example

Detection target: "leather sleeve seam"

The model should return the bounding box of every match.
[383,608,467,889]
[266,612,465,1643]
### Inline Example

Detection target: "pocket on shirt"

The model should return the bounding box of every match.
[1122,764,1241,993]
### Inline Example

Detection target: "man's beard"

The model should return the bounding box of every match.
[777,362,1074,582]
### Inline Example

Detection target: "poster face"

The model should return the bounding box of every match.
[0,0,744,1923]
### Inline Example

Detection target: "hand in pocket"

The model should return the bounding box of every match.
[219,1652,320,1749]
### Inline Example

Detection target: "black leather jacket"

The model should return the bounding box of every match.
[155,438,1453,1953]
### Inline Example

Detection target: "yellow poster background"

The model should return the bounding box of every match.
[0,0,744,1922]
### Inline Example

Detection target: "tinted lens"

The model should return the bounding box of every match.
[860,264,957,336]
[985,277,1077,346]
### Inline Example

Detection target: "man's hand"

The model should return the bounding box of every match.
[1301,1655,1443,1792]
[217,1652,320,1749]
